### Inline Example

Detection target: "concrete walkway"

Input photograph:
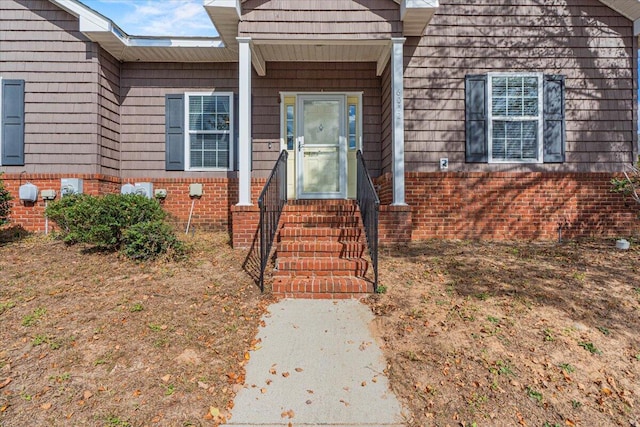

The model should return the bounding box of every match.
[227,299,405,427]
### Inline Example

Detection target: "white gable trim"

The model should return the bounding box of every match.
[49,0,226,62]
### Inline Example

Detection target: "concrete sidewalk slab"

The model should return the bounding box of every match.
[227,299,405,426]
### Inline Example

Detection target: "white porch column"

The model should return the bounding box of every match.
[391,37,407,206]
[237,37,252,206]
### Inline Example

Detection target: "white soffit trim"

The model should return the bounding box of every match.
[49,0,225,62]
[399,0,439,37]
[203,0,241,48]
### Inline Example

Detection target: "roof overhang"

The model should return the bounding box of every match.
[397,0,439,36]
[48,0,236,62]
[49,0,639,64]
[204,0,241,51]
[598,0,640,38]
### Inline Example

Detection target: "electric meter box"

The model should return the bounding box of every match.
[134,182,153,199]
[121,183,135,195]
[19,183,38,202]
[61,178,83,196]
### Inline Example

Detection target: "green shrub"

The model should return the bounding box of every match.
[46,193,166,247]
[611,157,639,216]
[122,220,185,261]
[0,173,12,225]
[45,194,174,256]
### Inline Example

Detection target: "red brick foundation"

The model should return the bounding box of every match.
[231,205,260,249]
[2,172,637,241]
[1,174,241,233]
[379,204,413,244]
[377,172,639,240]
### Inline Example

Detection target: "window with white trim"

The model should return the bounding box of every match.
[488,73,543,163]
[185,92,233,170]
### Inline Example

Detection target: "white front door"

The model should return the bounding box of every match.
[296,95,347,199]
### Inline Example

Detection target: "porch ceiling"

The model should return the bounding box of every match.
[252,40,390,64]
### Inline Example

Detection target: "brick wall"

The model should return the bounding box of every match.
[377,172,639,241]
[1,174,121,233]
[2,173,637,242]
[0,174,247,233]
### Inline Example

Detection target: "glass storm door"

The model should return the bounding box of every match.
[297,95,346,199]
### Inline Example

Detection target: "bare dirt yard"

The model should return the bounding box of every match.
[0,227,270,426]
[1,227,639,427]
[368,238,640,427]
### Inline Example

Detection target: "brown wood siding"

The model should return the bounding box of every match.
[404,0,635,173]
[119,62,238,179]
[98,47,120,176]
[0,0,102,174]
[252,62,382,178]
[239,0,401,40]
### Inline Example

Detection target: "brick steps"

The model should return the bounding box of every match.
[270,200,373,299]
[272,277,373,299]
[277,241,366,258]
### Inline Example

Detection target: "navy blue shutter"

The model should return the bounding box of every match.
[543,75,565,163]
[165,94,185,171]
[465,75,488,162]
[1,79,25,166]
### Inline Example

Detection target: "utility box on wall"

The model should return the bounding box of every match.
[18,183,38,202]
[61,178,83,196]
[189,183,203,198]
[134,182,153,199]
[121,182,153,199]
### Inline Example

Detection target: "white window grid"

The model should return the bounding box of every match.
[184,91,234,171]
[487,73,544,164]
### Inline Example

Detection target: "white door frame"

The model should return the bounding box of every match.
[296,94,347,199]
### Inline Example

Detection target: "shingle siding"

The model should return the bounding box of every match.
[239,0,401,39]
[403,0,636,173]
[0,0,101,174]
[98,48,121,175]
[119,62,238,179]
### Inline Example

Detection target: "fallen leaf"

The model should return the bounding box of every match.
[40,402,52,410]
[282,372,290,378]
[295,367,303,372]
[209,407,220,417]
[0,378,12,389]
[83,390,93,400]
[260,388,267,394]
[244,352,250,360]
[280,409,295,419]
[132,389,141,397]
[566,419,576,426]
[269,368,277,375]
[361,381,367,387]
[161,375,171,383]
[372,377,378,383]
[339,399,350,407]
[601,387,612,396]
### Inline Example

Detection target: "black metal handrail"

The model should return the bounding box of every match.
[257,150,288,291]
[356,150,380,291]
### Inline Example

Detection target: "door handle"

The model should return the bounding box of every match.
[298,139,304,152]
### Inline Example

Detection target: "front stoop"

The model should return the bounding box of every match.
[271,200,375,299]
